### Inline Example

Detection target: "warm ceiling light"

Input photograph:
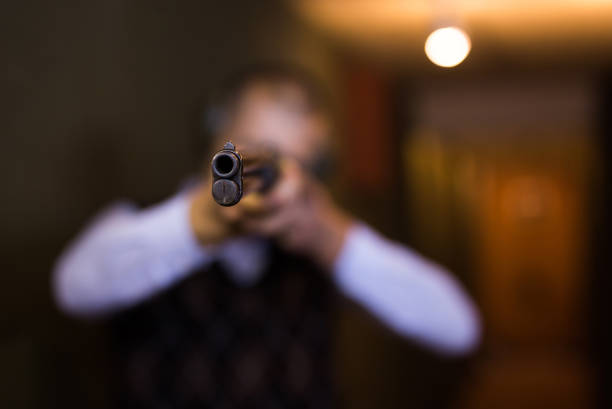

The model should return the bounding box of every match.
[424,26,471,68]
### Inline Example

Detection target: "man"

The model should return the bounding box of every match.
[53,65,480,408]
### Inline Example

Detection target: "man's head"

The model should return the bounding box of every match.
[205,64,332,177]
[192,65,351,261]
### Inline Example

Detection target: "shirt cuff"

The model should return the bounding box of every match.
[332,223,380,300]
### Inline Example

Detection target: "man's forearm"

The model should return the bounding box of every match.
[332,224,481,355]
[53,193,209,317]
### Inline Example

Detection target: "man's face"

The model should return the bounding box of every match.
[218,81,329,170]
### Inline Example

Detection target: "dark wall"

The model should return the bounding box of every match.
[592,74,612,409]
[0,1,336,407]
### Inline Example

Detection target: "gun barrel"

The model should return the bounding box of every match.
[211,141,278,206]
[211,151,240,179]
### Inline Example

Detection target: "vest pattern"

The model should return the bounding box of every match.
[110,247,335,409]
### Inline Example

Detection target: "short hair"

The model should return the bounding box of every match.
[202,62,330,138]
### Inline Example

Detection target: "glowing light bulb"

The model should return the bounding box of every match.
[424,26,471,68]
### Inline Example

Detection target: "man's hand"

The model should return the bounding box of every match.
[189,159,354,271]
[189,180,238,245]
[242,160,353,270]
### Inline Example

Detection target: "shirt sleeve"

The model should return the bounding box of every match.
[332,224,481,355]
[52,192,211,317]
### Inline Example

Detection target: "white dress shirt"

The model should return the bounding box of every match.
[53,192,481,355]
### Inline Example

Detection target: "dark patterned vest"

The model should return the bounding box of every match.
[110,245,335,409]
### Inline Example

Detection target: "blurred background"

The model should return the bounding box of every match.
[2,0,612,408]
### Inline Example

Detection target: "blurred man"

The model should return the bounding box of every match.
[53,65,480,408]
